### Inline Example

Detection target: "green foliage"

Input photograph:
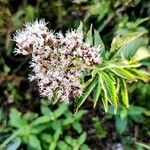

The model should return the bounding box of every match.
[0,103,88,150]
[108,105,146,135]
[0,0,150,149]
[75,24,149,113]
[92,117,107,139]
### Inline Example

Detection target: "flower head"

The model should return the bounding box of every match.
[13,19,102,103]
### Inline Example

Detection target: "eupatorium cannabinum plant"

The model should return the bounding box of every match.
[13,19,150,113]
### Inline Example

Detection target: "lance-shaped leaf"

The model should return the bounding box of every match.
[127,68,150,82]
[110,32,146,52]
[102,97,108,112]
[110,67,137,80]
[132,46,150,61]
[119,37,149,59]
[75,78,97,113]
[77,21,83,35]
[99,72,117,112]
[120,79,129,107]
[86,24,93,45]
[93,76,101,108]
[94,29,105,51]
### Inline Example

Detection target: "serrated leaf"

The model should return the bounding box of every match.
[110,32,145,52]
[102,97,108,112]
[127,68,150,82]
[99,72,117,112]
[75,78,97,113]
[86,24,93,45]
[120,79,129,107]
[110,67,136,80]
[93,77,101,108]
[94,29,105,51]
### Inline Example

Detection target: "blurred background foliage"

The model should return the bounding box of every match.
[0,0,150,149]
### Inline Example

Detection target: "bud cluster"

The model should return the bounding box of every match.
[13,19,102,103]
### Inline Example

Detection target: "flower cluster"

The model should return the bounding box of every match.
[13,19,102,103]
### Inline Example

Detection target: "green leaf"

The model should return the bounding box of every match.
[102,97,108,112]
[135,142,150,150]
[120,79,129,107]
[128,105,145,116]
[28,135,42,150]
[110,32,145,52]
[23,112,38,121]
[9,108,28,128]
[40,133,52,143]
[75,78,97,113]
[31,116,51,126]
[80,144,90,150]
[7,138,21,150]
[99,72,117,112]
[48,142,56,150]
[32,105,67,126]
[77,21,83,35]
[132,47,150,61]
[94,29,105,51]
[110,67,136,80]
[140,57,150,67]
[127,69,150,82]
[51,120,62,131]
[78,132,86,145]
[119,107,128,120]
[72,122,82,134]
[53,104,67,118]
[57,141,69,150]
[53,129,61,141]
[65,136,73,145]
[93,76,101,108]
[118,37,149,59]
[74,110,87,120]
[63,117,74,126]
[31,124,50,134]
[41,105,51,115]
[115,116,128,134]
[86,24,93,45]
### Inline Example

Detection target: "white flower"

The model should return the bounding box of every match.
[13,19,102,103]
